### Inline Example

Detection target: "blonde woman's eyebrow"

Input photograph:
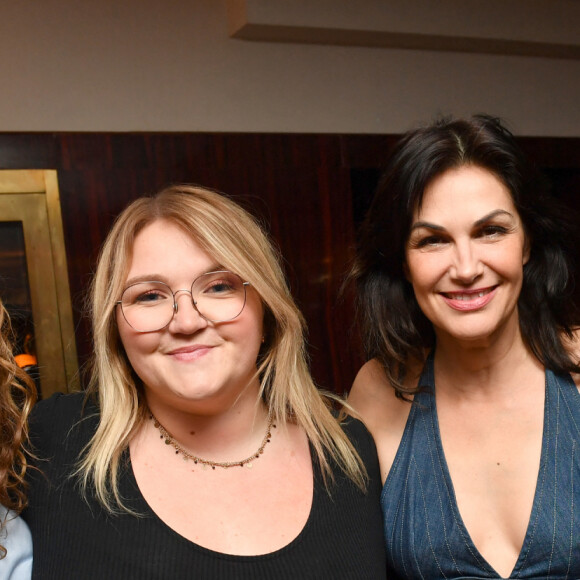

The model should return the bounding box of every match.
[124,264,225,288]
[124,274,168,286]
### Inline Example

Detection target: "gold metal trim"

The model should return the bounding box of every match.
[0,170,79,395]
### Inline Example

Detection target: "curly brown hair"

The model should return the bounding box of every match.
[0,301,37,558]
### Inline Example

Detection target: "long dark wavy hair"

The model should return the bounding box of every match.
[0,301,37,558]
[349,114,580,399]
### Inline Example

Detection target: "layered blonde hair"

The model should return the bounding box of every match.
[79,184,366,512]
[0,301,37,557]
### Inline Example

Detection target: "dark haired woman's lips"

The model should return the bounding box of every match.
[440,286,495,299]
[440,286,498,311]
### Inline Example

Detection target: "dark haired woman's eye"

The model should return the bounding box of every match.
[415,235,445,248]
[479,225,509,238]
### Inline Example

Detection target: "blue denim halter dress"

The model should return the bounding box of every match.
[382,354,580,579]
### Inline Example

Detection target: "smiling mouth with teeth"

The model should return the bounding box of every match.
[442,287,494,298]
[440,287,497,309]
[446,291,488,300]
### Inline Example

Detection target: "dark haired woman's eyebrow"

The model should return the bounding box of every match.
[410,209,515,233]
[409,221,446,232]
[474,209,515,226]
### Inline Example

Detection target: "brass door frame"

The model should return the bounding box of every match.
[0,170,78,395]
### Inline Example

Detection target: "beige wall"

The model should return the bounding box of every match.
[1,0,579,136]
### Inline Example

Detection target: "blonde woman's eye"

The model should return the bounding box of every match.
[206,281,235,294]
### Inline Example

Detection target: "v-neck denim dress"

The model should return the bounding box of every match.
[382,354,580,579]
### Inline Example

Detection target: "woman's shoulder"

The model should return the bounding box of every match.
[31,390,96,423]
[348,359,415,432]
[563,327,580,391]
[0,507,32,580]
[339,415,376,456]
[29,391,99,454]
[348,359,421,480]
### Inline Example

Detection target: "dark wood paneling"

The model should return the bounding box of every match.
[0,132,578,394]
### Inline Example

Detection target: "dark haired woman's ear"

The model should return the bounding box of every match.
[403,261,411,283]
[523,235,532,266]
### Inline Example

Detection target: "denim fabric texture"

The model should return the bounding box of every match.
[382,353,580,579]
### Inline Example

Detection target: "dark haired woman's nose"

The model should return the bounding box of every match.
[450,242,483,283]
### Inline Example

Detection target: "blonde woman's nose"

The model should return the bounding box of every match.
[169,290,209,332]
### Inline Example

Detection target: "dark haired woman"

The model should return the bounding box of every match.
[348,115,580,578]
[0,301,36,578]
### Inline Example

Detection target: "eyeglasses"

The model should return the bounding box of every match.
[117,270,250,332]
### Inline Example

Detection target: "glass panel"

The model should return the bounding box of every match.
[0,221,40,391]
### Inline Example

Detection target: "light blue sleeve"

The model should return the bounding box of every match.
[0,506,32,580]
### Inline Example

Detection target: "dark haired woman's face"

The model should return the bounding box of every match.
[404,166,529,347]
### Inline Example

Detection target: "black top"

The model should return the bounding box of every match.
[24,393,386,579]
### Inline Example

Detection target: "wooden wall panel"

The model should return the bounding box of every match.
[0,132,578,394]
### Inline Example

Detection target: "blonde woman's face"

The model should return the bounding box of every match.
[116,219,264,416]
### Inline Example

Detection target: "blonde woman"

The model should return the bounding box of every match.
[24,185,386,578]
[0,301,36,579]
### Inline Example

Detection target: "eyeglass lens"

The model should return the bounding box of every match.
[120,271,247,332]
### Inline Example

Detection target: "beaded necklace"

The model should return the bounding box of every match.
[149,412,275,469]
